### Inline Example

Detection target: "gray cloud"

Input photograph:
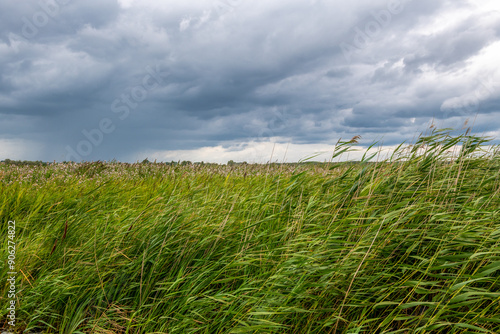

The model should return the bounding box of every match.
[0,0,499,162]
[402,12,500,71]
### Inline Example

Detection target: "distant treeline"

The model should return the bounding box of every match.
[1,158,372,167]
[0,159,48,166]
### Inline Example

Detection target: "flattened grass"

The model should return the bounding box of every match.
[1,128,499,333]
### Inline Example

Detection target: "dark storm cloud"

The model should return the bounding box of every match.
[326,68,352,78]
[0,0,499,162]
[0,0,120,43]
[402,12,500,71]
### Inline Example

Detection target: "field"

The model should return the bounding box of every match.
[1,129,500,333]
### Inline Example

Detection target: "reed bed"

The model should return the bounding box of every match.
[1,128,499,333]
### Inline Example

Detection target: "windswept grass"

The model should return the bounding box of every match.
[1,128,499,333]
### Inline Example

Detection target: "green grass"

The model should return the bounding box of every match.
[1,128,499,333]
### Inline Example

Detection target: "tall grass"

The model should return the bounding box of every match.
[1,128,499,333]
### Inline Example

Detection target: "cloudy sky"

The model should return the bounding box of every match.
[1,0,499,163]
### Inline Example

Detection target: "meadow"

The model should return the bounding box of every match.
[1,128,499,333]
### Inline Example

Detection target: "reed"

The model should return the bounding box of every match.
[1,128,499,333]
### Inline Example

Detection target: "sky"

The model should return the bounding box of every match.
[1,0,499,163]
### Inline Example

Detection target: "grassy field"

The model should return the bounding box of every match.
[1,128,499,333]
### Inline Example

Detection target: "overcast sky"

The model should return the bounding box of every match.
[1,0,499,163]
